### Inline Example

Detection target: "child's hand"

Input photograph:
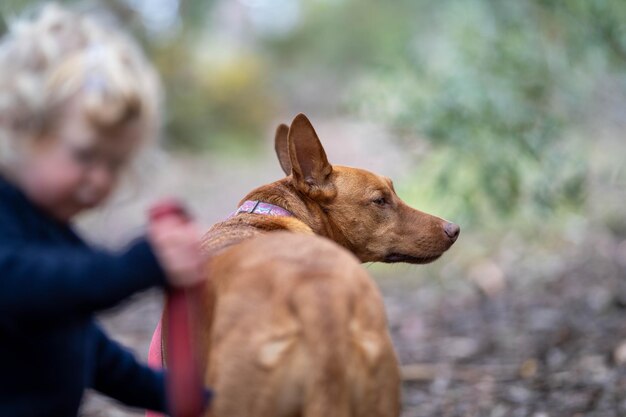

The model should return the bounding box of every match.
[148,217,205,288]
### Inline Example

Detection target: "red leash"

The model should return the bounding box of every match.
[146,198,291,417]
[149,200,205,417]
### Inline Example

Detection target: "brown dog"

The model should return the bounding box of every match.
[169,114,459,417]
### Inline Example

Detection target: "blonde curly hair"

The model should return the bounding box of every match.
[0,3,162,171]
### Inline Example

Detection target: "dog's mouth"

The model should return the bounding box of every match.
[383,253,442,264]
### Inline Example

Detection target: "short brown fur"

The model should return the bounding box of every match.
[166,114,459,417]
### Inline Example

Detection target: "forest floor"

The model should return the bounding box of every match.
[383,235,626,417]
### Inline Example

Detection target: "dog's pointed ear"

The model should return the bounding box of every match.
[288,113,332,193]
[274,123,292,176]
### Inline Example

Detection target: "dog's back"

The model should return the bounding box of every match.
[205,232,400,417]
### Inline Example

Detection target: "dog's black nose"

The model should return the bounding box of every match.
[444,222,460,241]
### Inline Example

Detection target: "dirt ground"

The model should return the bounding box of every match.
[78,119,626,417]
[384,238,626,417]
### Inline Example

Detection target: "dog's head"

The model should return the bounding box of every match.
[272,113,459,264]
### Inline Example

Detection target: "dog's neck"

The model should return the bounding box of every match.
[200,178,350,256]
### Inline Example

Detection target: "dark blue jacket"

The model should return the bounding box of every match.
[0,175,169,416]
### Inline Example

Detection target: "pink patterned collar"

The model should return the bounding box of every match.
[229,200,293,218]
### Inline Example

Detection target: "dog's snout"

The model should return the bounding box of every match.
[443,222,460,242]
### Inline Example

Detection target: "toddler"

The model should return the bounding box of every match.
[0,4,205,416]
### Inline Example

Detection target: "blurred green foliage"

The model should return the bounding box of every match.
[2,0,625,228]
[264,0,626,227]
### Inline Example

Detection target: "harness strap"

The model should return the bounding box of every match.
[146,320,165,417]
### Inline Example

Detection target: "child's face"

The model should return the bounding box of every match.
[17,97,143,222]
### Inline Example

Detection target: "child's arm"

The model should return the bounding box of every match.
[0,239,167,320]
[90,323,169,413]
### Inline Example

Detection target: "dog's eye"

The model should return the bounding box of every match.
[372,197,387,206]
